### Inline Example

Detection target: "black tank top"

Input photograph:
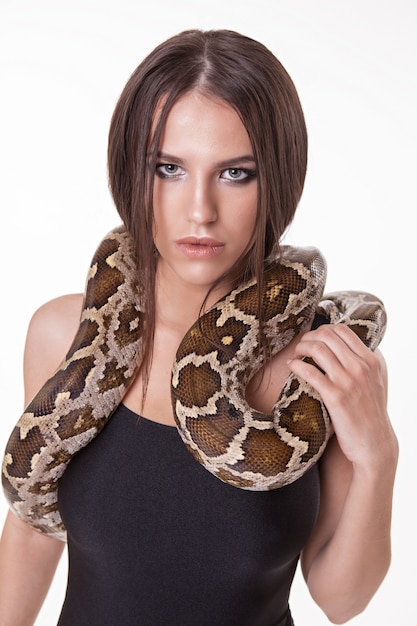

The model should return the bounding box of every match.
[57,404,320,625]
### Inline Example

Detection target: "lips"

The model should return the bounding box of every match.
[175,236,225,259]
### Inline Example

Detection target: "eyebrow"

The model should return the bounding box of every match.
[156,151,256,168]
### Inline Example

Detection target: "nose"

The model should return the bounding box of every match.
[187,175,218,225]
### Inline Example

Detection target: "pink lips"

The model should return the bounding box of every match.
[175,236,224,259]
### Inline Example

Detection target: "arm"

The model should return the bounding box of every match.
[288,324,398,624]
[0,513,64,626]
[0,294,83,626]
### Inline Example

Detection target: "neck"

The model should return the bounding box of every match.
[154,265,231,333]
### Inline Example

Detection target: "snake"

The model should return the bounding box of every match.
[1,226,387,541]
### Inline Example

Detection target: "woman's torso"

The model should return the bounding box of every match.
[57,403,320,626]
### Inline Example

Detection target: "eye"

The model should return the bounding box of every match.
[221,168,257,183]
[155,163,184,179]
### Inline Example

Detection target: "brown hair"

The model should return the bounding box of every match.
[107,29,308,393]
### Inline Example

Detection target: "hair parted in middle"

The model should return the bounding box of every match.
[107,28,308,388]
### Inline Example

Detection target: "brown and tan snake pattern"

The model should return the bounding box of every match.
[1,227,386,540]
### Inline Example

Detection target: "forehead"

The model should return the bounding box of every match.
[156,90,253,157]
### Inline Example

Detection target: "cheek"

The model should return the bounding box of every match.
[236,198,258,242]
[153,188,173,229]
[152,212,168,245]
[152,184,181,236]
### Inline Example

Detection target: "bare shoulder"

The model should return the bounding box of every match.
[23,294,84,404]
[27,294,83,340]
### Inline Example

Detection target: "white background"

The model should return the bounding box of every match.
[0,0,415,623]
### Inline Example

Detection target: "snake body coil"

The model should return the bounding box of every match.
[1,227,386,540]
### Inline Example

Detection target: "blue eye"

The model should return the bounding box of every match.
[155,163,183,178]
[221,168,257,182]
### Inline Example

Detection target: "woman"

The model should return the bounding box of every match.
[0,29,398,625]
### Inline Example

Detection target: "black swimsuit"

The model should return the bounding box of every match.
[57,404,320,625]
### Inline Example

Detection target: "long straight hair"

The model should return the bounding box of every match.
[107,29,308,397]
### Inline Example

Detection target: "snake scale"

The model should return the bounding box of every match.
[1,227,386,541]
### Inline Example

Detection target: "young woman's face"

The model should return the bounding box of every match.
[152,91,258,294]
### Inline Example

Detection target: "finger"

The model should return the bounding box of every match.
[323,323,376,356]
[293,324,371,374]
[286,354,333,400]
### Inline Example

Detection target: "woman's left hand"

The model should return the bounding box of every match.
[287,323,396,471]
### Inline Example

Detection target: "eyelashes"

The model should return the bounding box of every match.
[155,163,184,178]
[155,163,257,184]
[156,163,184,178]
[221,168,257,183]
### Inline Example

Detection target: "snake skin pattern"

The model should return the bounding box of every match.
[1,227,386,540]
